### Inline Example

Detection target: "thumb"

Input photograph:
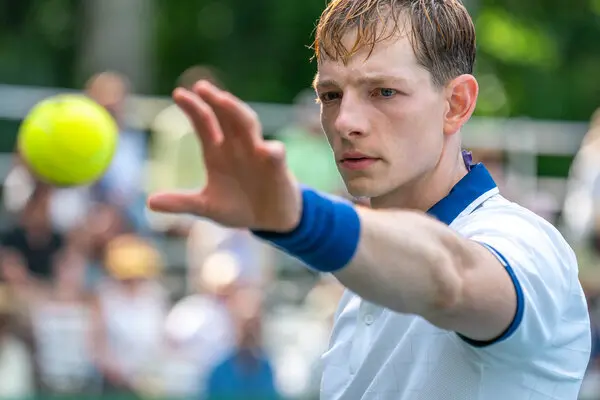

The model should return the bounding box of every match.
[147,192,206,215]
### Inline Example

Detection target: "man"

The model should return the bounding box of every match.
[204,287,279,400]
[86,71,147,231]
[148,0,592,398]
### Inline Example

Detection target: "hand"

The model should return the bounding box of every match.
[147,81,302,232]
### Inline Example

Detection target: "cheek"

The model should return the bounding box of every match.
[400,96,445,141]
[320,113,338,147]
[381,99,445,162]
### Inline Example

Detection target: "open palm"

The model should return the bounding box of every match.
[147,81,301,232]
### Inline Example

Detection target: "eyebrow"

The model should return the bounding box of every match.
[313,74,410,90]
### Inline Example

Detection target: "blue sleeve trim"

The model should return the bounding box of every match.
[457,242,525,348]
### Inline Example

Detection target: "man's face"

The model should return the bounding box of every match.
[316,28,448,199]
[87,79,126,124]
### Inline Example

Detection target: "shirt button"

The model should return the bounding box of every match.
[364,314,374,325]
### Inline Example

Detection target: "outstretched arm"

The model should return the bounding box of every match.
[256,189,517,343]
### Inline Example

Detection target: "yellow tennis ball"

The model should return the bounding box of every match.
[17,94,118,186]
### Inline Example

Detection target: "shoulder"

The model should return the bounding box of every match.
[455,195,575,266]
[455,195,577,297]
[456,195,553,232]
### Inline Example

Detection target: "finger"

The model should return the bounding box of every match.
[260,140,287,167]
[172,88,224,148]
[193,81,262,146]
[147,192,206,215]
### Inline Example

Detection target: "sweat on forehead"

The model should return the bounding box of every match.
[312,0,476,86]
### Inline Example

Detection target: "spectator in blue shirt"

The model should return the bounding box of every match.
[204,287,279,400]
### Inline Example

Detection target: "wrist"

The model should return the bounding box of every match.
[276,185,304,234]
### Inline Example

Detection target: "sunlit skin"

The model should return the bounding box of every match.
[315,26,479,210]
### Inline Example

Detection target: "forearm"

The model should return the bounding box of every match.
[335,208,466,316]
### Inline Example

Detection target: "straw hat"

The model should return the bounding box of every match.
[105,234,162,280]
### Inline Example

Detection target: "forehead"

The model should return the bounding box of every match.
[316,29,425,86]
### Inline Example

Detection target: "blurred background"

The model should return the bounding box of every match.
[0,0,599,399]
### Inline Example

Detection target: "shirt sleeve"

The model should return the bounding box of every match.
[458,208,590,362]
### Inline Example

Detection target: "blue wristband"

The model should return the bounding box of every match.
[252,187,361,273]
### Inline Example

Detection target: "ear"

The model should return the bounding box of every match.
[443,75,478,136]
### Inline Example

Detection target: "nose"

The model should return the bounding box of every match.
[334,93,370,139]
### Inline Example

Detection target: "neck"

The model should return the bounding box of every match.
[370,148,468,211]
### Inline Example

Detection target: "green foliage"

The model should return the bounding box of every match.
[153,0,326,102]
[0,0,598,120]
[472,0,600,120]
[0,0,81,87]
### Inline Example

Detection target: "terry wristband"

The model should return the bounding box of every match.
[253,187,361,273]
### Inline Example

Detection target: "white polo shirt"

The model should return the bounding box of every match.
[320,164,591,400]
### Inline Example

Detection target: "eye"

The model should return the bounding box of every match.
[319,91,342,103]
[373,88,397,98]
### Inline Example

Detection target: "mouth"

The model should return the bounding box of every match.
[339,153,380,171]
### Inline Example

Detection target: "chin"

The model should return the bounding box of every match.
[344,176,387,198]
[344,170,413,200]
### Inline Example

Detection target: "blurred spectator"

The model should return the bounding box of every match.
[266,275,344,399]
[82,203,131,289]
[562,108,600,247]
[1,247,29,288]
[49,186,94,235]
[1,184,64,283]
[471,147,558,222]
[86,71,148,232]
[160,249,241,398]
[187,218,275,292]
[565,109,600,400]
[91,234,169,396]
[0,284,34,399]
[204,287,280,400]
[562,109,600,302]
[147,65,224,234]
[30,245,99,395]
[0,247,40,340]
[278,88,344,194]
[3,151,93,236]
[1,154,35,216]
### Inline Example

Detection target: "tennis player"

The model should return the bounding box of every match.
[148,0,592,398]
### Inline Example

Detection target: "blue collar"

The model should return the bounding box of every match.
[427,163,498,226]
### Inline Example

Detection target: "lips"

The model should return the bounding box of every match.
[339,152,380,171]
